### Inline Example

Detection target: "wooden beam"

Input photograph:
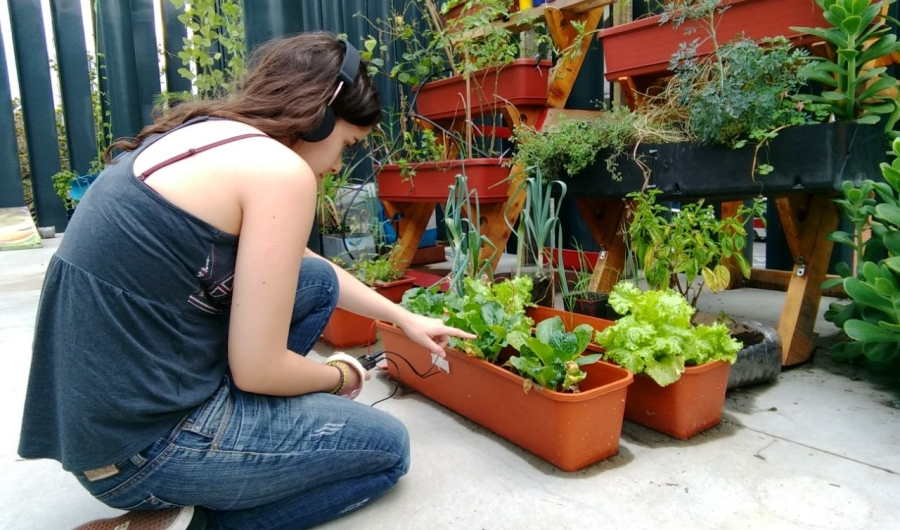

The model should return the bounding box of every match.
[384,201,439,274]
[546,6,605,108]
[617,76,641,111]
[777,194,840,366]
[577,198,628,293]
[462,0,616,37]
[774,194,810,260]
[743,268,846,299]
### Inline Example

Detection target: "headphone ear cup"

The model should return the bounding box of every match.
[298,107,336,143]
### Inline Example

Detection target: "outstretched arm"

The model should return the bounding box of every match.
[306,249,473,355]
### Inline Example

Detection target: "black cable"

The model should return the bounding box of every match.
[367,349,442,408]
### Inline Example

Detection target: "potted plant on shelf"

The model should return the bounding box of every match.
[594,282,741,438]
[316,166,379,264]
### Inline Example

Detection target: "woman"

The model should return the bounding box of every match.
[18,33,473,530]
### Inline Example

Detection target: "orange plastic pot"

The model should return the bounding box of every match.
[377,321,633,471]
[320,277,414,348]
[377,159,510,203]
[413,59,552,121]
[624,360,731,439]
[598,0,826,82]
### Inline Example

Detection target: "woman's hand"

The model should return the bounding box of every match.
[395,311,476,357]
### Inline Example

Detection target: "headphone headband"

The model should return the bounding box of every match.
[337,39,360,86]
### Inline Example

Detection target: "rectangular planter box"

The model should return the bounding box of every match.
[320,277,415,348]
[624,360,731,439]
[565,123,888,200]
[377,159,510,203]
[599,0,826,82]
[542,247,601,272]
[377,321,633,471]
[414,59,552,121]
[411,242,448,266]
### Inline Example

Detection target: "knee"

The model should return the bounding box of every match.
[297,257,339,310]
[377,414,411,482]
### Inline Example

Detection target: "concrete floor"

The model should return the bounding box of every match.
[2,237,898,529]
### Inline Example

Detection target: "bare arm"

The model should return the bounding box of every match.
[306,248,474,355]
[227,158,343,396]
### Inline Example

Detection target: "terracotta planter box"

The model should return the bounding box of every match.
[598,0,826,82]
[542,247,601,272]
[377,159,510,203]
[377,321,633,471]
[414,59,552,121]
[320,277,415,348]
[624,360,731,439]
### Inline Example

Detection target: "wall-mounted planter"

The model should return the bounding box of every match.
[377,159,510,203]
[624,360,731,439]
[377,321,633,471]
[414,59,552,121]
[321,276,415,348]
[598,0,826,82]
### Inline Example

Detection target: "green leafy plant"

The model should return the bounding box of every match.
[512,108,682,183]
[401,275,534,362]
[171,0,246,99]
[506,316,601,392]
[626,189,763,309]
[443,173,500,295]
[792,0,900,138]
[594,282,742,386]
[505,170,567,278]
[351,255,405,285]
[824,137,900,373]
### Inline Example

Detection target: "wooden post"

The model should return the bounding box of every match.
[384,201,439,273]
[577,198,629,293]
[776,193,840,366]
[546,6,605,109]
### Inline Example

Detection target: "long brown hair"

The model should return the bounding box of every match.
[105,32,381,161]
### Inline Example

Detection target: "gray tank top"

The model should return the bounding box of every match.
[18,117,268,472]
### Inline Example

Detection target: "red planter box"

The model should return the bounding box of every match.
[377,159,510,203]
[414,59,552,121]
[624,360,732,439]
[320,276,415,348]
[598,0,826,82]
[378,321,633,471]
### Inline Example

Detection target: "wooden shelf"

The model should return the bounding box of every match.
[462,0,616,38]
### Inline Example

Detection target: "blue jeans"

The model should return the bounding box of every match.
[75,257,411,529]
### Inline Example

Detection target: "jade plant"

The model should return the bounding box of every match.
[824,137,900,374]
[594,282,742,386]
[792,0,900,139]
[506,316,601,393]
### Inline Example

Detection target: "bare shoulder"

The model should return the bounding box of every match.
[133,118,305,180]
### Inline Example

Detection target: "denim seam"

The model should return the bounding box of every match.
[210,388,235,450]
[95,443,178,503]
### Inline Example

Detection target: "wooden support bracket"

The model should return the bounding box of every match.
[776,193,840,366]
[385,201,440,273]
[546,6,605,109]
[576,198,629,294]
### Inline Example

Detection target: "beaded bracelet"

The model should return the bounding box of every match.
[326,361,349,395]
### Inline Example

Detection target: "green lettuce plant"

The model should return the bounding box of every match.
[506,316,601,393]
[594,282,742,387]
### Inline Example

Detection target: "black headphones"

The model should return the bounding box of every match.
[298,39,361,143]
